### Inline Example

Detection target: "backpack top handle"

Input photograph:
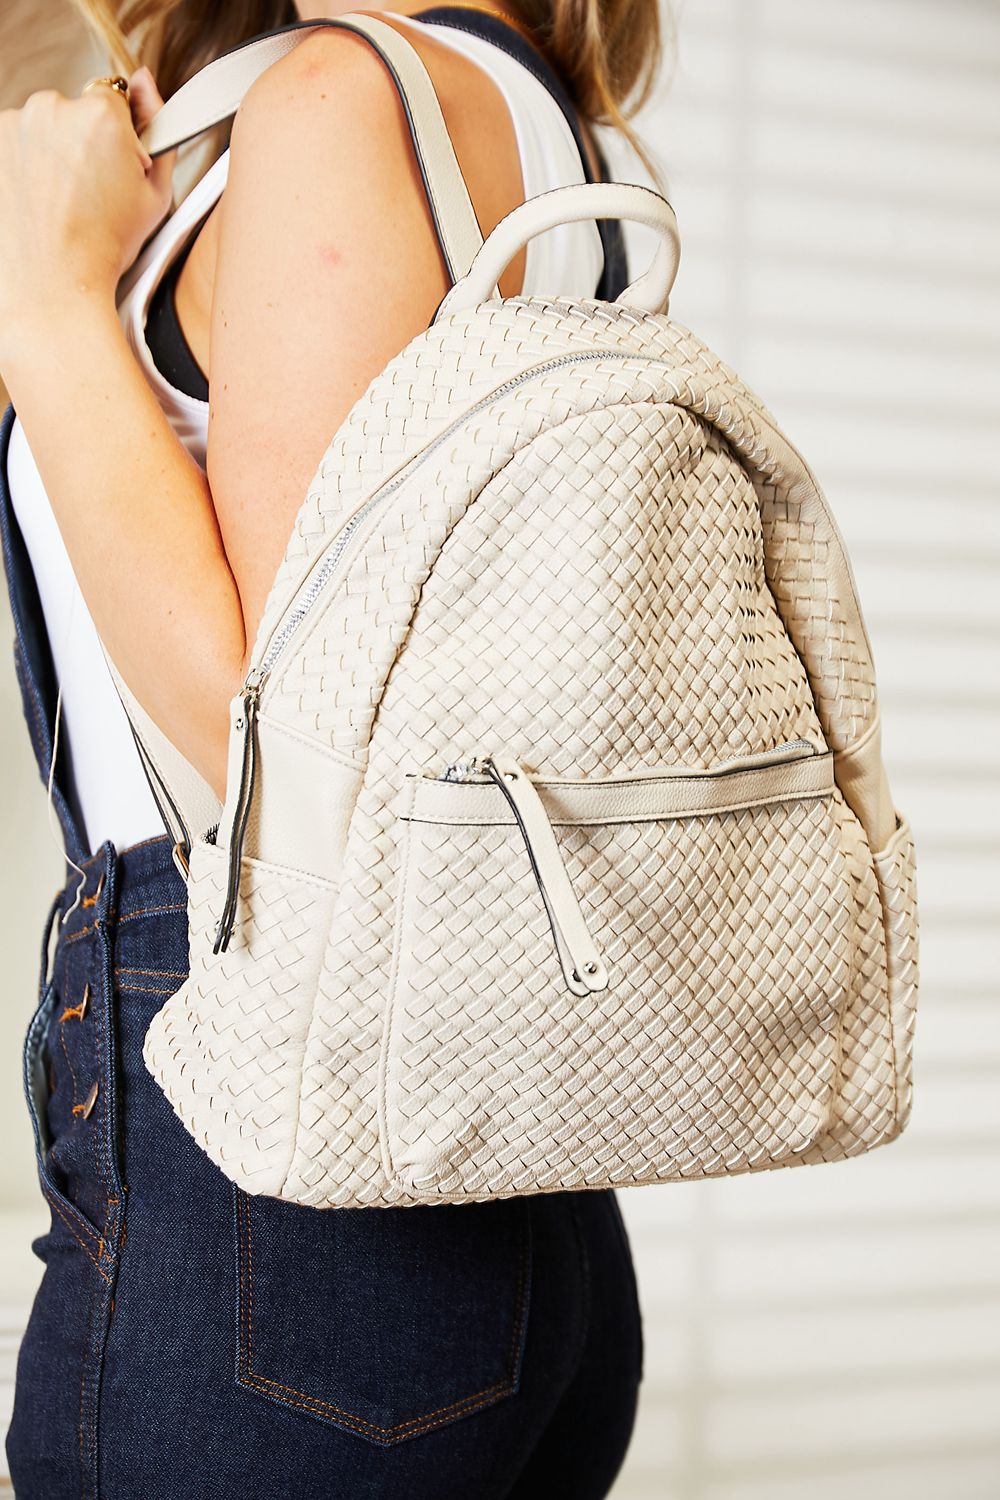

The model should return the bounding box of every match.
[435,181,682,320]
[139,13,485,286]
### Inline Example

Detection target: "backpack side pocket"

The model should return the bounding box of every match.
[871,815,920,1134]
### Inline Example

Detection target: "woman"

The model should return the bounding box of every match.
[0,2,659,1495]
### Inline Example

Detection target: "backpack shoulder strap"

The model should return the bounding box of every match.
[140,13,484,284]
[413,5,630,300]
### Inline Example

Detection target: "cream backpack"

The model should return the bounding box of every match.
[130,14,919,1208]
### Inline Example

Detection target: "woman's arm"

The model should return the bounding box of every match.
[0,292,244,800]
[0,77,245,800]
[205,28,457,671]
[0,27,522,801]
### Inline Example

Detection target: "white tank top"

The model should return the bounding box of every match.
[7,19,604,854]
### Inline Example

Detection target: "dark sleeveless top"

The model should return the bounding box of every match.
[145,6,629,402]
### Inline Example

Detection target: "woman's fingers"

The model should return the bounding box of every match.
[126,64,160,133]
[0,74,177,338]
[128,65,175,195]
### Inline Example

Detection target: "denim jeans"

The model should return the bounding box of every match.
[2,395,643,1497]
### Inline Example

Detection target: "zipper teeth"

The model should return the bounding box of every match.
[259,493,382,675]
[213,685,261,953]
[254,348,672,684]
[437,740,817,783]
[716,737,816,767]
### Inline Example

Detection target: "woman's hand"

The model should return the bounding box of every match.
[0,62,242,798]
[0,66,174,362]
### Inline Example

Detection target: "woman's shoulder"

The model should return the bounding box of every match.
[226,17,528,293]
[233,23,413,142]
[231,18,519,185]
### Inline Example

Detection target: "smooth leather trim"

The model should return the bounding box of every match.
[237,711,365,882]
[833,713,897,854]
[484,752,608,995]
[435,182,679,321]
[413,6,630,300]
[103,649,223,855]
[402,752,835,828]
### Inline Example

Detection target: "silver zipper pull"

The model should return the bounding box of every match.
[483,753,608,997]
[439,756,486,783]
[213,674,266,955]
[243,664,269,698]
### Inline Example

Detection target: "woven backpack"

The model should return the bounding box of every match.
[126,15,919,1208]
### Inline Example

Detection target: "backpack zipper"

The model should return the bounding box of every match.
[430,740,819,994]
[247,348,678,693]
[213,348,670,949]
[437,739,818,786]
[212,670,264,952]
[482,752,608,997]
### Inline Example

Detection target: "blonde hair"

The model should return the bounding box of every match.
[70,1,663,165]
[69,2,293,100]
[517,0,662,143]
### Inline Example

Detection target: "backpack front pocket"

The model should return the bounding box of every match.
[384,744,859,1200]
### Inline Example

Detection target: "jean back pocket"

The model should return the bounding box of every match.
[234,1187,532,1444]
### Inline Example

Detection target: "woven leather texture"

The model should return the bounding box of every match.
[142,296,920,1207]
[150,839,339,1188]
[389,789,850,1195]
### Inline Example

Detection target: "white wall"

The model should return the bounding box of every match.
[1,2,998,1495]
[611,3,1000,1497]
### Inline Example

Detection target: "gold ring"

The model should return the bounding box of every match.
[82,75,130,102]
